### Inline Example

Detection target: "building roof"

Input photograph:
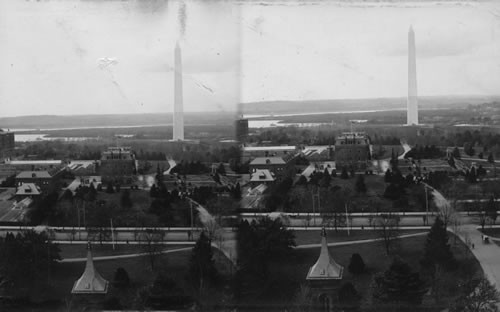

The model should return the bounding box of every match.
[8,160,62,165]
[243,146,296,152]
[250,169,275,182]
[72,242,109,294]
[16,183,41,196]
[68,161,95,170]
[16,171,52,179]
[306,228,343,280]
[250,157,286,165]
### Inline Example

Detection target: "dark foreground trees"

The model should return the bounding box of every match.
[421,217,457,301]
[0,230,60,295]
[451,277,500,312]
[189,231,218,295]
[234,218,295,301]
[372,256,427,305]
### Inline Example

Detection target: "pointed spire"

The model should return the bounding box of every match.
[306,228,343,280]
[71,242,109,294]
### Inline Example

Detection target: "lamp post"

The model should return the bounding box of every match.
[424,185,429,225]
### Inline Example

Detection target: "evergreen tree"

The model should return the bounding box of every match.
[384,169,393,183]
[373,256,427,305]
[121,189,133,209]
[113,267,130,288]
[355,174,367,193]
[340,167,349,179]
[421,217,456,270]
[150,184,159,198]
[189,231,218,292]
[486,195,498,225]
[106,182,114,194]
[488,153,495,163]
[348,253,366,274]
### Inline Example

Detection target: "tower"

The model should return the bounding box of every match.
[307,228,343,281]
[72,242,109,295]
[306,228,343,311]
[407,26,419,126]
[173,41,185,141]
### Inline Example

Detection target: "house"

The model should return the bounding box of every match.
[249,169,275,185]
[249,157,290,180]
[15,170,61,192]
[15,183,41,200]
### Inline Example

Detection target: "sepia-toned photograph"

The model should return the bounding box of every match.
[1,0,500,311]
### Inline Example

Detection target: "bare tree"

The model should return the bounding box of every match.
[290,284,312,312]
[140,227,165,271]
[375,212,400,255]
[87,226,111,246]
[451,277,500,312]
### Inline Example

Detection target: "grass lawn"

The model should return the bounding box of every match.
[294,229,427,246]
[236,234,482,311]
[58,243,192,259]
[96,188,152,212]
[23,246,233,311]
[480,228,500,237]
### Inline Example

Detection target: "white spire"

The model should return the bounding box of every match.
[71,242,109,294]
[407,25,419,126]
[306,228,343,280]
[173,40,185,141]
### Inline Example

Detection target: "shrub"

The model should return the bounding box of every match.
[113,267,130,288]
[338,282,360,303]
[348,253,365,274]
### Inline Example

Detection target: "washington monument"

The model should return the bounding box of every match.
[407,25,418,126]
[173,41,185,141]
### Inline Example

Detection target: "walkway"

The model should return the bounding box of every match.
[59,246,193,263]
[296,232,428,249]
[398,139,412,160]
[453,224,500,289]
[429,182,500,300]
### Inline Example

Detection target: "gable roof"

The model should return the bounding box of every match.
[16,171,52,179]
[16,183,41,196]
[250,169,275,182]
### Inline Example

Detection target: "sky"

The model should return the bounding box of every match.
[1,0,500,117]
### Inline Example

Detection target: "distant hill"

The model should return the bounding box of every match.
[0,112,236,131]
[241,95,500,116]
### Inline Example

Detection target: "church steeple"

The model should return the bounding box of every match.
[71,242,109,294]
[306,228,343,280]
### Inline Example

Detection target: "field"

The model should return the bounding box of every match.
[291,173,427,213]
[15,245,233,311]
[237,234,481,311]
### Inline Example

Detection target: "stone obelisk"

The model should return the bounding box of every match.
[173,41,185,141]
[407,26,419,126]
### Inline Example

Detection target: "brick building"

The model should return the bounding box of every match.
[99,147,136,183]
[334,132,371,171]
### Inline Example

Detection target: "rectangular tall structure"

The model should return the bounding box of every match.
[407,26,418,126]
[173,41,185,141]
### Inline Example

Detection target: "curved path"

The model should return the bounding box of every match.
[59,246,193,263]
[295,232,428,249]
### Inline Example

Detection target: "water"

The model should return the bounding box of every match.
[15,134,95,142]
